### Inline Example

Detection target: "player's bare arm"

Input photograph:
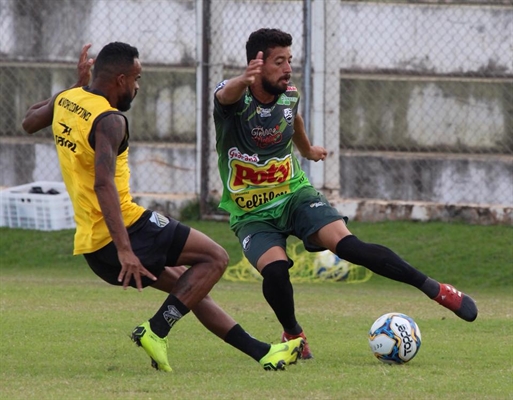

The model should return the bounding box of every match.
[216,51,264,105]
[94,114,156,290]
[21,95,58,134]
[21,44,94,134]
[292,113,327,161]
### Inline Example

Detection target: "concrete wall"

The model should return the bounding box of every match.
[338,78,512,151]
[2,137,511,204]
[339,151,513,205]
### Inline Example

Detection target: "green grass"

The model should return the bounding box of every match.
[1,221,512,399]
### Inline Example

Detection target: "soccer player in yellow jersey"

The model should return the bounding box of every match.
[22,42,304,372]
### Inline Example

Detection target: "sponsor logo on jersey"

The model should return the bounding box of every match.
[284,108,293,125]
[57,97,92,121]
[58,122,72,135]
[228,154,293,211]
[257,105,273,118]
[229,156,292,190]
[54,134,77,153]
[251,125,283,148]
[233,186,290,211]
[228,147,259,163]
[276,95,298,106]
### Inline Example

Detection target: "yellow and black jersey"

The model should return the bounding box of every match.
[52,87,145,254]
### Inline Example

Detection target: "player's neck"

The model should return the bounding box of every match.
[249,85,276,105]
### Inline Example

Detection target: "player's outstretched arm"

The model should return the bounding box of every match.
[21,44,94,134]
[21,95,58,134]
[216,51,264,105]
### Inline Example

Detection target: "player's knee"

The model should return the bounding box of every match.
[261,259,290,280]
[210,244,229,275]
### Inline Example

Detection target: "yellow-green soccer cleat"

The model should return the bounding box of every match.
[259,337,305,371]
[131,321,172,372]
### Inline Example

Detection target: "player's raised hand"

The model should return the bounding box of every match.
[76,43,95,87]
[242,51,264,86]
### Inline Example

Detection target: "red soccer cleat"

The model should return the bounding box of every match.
[433,283,478,322]
[282,331,313,359]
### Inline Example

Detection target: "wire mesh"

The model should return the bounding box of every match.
[0,0,511,208]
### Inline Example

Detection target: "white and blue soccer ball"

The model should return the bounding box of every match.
[314,250,350,281]
[368,312,422,364]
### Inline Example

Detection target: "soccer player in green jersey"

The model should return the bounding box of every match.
[213,28,478,359]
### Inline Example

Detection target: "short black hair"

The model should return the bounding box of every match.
[246,28,292,64]
[92,42,139,79]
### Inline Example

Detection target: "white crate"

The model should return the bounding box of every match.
[0,181,75,231]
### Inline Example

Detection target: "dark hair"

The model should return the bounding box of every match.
[246,28,292,64]
[92,42,139,79]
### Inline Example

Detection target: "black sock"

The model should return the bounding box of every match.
[149,293,190,338]
[224,324,271,361]
[283,323,303,336]
[336,235,435,296]
[261,260,300,332]
[420,277,441,299]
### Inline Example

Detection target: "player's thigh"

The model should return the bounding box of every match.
[255,245,289,271]
[235,220,287,269]
[309,220,352,252]
[291,190,348,251]
[174,227,229,267]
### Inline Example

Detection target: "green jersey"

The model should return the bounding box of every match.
[214,81,311,226]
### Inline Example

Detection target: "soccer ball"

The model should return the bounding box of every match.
[314,250,350,281]
[368,312,422,364]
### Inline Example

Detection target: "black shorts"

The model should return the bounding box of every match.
[83,210,190,288]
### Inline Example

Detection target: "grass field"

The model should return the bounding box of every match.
[1,221,512,399]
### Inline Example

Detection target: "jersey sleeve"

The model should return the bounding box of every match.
[288,85,301,114]
[213,80,244,119]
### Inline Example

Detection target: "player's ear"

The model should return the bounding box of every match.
[116,73,126,87]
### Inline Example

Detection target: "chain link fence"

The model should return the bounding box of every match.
[0,0,512,219]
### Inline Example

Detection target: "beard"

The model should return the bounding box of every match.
[117,89,135,112]
[262,76,288,96]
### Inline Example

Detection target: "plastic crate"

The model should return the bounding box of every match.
[0,181,75,231]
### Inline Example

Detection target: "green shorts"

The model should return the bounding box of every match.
[233,186,347,267]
